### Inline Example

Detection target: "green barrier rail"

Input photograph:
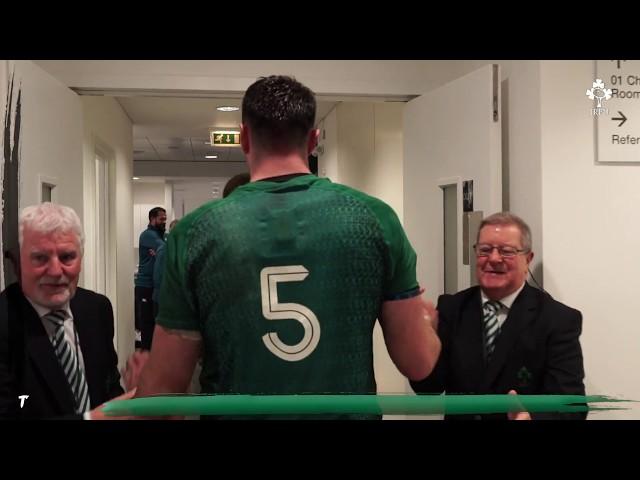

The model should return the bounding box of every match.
[102,394,629,417]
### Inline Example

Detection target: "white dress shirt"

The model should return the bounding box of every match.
[480,282,526,329]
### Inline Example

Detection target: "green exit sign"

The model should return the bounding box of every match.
[211,131,240,146]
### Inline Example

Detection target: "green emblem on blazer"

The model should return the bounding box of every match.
[517,366,532,387]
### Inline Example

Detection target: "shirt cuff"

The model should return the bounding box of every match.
[83,411,92,420]
[383,286,421,301]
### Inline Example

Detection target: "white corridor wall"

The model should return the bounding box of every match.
[540,60,640,418]
[82,96,134,369]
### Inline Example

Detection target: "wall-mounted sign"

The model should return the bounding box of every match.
[594,60,640,163]
[210,130,240,146]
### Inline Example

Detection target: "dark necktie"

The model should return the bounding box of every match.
[483,300,502,360]
[44,310,90,413]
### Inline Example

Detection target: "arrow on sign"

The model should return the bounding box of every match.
[612,111,627,127]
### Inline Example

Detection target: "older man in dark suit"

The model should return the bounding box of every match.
[411,212,586,420]
[0,202,145,419]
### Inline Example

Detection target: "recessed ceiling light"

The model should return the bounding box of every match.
[133,177,140,180]
[217,106,239,112]
[206,155,218,159]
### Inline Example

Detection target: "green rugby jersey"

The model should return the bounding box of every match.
[157,174,418,416]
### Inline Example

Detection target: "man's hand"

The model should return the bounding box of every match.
[507,389,532,420]
[122,350,150,391]
[418,287,439,332]
[148,248,156,257]
[379,287,441,381]
[87,388,137,420]
[424,300,439,333]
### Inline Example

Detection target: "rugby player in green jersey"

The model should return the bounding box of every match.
[134,75,441,418]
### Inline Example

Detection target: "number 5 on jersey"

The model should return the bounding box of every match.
[260,266,321,361]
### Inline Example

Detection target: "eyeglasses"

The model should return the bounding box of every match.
[473,244,529,258]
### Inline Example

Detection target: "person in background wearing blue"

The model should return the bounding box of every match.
[135,207,166,351]
[152,219,178,319]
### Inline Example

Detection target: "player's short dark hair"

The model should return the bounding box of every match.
[242,75,316,152]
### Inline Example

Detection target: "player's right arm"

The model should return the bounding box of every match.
[136,214,203,399]
[135,326,202,397]
[379,292,441,381]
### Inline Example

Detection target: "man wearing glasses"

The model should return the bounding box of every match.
[411,212,586,420]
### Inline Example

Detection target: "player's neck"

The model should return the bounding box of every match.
[250,153,311,181]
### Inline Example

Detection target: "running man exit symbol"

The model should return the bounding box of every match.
[211,131,240,146]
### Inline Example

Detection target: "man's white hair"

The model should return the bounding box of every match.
[19,202,84,252]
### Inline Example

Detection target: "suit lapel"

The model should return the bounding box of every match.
[23,297,76,412]
[456,289,486,391]
[71,290,99,408]
[482,284,539,390]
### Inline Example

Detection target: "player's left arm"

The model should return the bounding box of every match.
[374,200,441,381]
[379,292,440,381]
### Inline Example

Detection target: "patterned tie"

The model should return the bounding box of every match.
[44,310,91,414]
[483,300,501,360]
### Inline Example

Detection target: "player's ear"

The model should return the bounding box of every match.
[240,123,251,155]
[307,128,319,156]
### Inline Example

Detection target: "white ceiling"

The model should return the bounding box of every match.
[117,96,337,172]
[119,96,336,127]
[34,60,454,179]
[33,60,473,98]
[35,59,474,179]
[30,60,484,206]
[132,136,245,164]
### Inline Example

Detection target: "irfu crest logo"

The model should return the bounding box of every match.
[586,79,612,116]
[516,367,532,387]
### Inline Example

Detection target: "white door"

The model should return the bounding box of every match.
[404,64,502,303]
[95,153,110,296]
